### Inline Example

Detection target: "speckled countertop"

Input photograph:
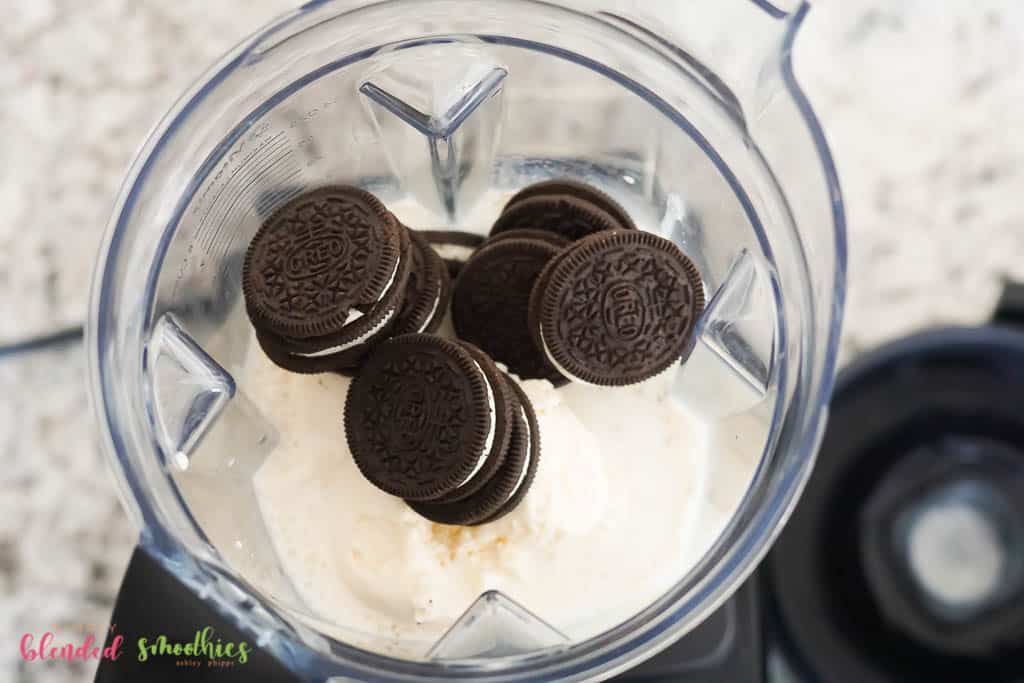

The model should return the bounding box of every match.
[2,1,1023,681]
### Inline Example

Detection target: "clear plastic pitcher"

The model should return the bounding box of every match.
[88,0,846,680]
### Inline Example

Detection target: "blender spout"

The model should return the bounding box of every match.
[591,0,807,121]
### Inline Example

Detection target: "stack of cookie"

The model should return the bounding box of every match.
[242,187,450,375]
[344,334,539,526]
[451,180,704,386]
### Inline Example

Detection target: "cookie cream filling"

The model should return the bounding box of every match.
[338,250,405,327]
[538,321,593,386]
[415,289,444,334]
[508,405,532,496]
[294,307,397,357]
[375,248,404,303]
[456,359,497,487]
[428,243,475,263]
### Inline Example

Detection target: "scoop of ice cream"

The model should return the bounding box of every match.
[516,379,609,537]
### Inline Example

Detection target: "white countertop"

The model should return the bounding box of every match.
[2,1,1022,680]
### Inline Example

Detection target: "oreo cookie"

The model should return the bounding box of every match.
[408,373,540,526]
[420,230,486,279]
[392,228,451,336]
[243,186,403,340]
[249,219,413,373]
[453,238,562,382]
[242,186,415,372]
[490,194,622,242]
[533,231,705,386]
[344,334,507,501]
[504,179,636,231]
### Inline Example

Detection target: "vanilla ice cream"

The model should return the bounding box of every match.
[247,339,713,655]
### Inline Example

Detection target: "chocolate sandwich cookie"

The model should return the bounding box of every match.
[504,178,636,231]
[345,334,506,501]
[408,373,540,526]
[420,230,486,279]
[489,194,622,242]
[430,342,514,503]
[487,228,571,250]
[453,238,562,382]
[391,229,451,336]
[243,185,403,341]
[534,231,705,386]
[250,220,413,374]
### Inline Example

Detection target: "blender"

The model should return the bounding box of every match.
[87,0,846,680]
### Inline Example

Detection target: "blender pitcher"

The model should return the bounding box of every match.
[87,0,846,680]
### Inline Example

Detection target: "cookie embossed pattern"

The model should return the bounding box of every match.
[536,231,705,386]
[345,335,500,502]
[243,186,401,338]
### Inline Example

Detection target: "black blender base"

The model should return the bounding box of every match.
[95,547,764,682]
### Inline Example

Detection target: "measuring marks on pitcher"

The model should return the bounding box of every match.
[173,124,303,301]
